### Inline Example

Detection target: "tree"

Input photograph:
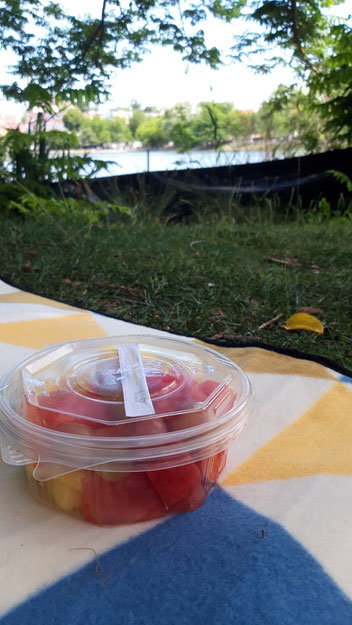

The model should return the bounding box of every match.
[63,108,86,133]
[63,109,132,146]
[129,109,147,138]
[230,0,352,142]
[190,102,230,147]
[0,0,351,190]
[224,108,242,141]
[136,117,167,147]
[257,85,327,156]
[1,1,351,125]
[109,116,132,143]
[0,0,243,188]
[162,103,196,151]
[237,111,257,142]
[90,115,111,145]
[0,0,244,114]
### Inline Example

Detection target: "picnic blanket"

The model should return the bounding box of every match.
[0,277,351,624]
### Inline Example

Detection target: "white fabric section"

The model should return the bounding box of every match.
[0,461,166,615]
[328,368,341,379]
[224,372,335,475]
[0,281,18,295]
[0,343,35,378]
[0,303,80,323]
[226,476,352,599]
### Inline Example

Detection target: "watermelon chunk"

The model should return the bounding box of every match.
[82,471,165,526]
[197,450,228,483]
[147,462,204,512]
[166,379,236,432]
[25,391,116,433]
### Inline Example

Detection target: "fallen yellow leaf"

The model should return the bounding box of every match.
[281,312,324,334]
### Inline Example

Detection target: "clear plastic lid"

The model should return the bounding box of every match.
[0,335,255,480]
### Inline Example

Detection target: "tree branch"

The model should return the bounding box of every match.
[290,0,318,73]
[74,0,108,69]
[51,0,109,101]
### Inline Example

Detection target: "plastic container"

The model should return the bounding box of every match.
[0,335,254,526]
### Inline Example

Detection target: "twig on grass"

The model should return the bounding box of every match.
[257,313,283,330]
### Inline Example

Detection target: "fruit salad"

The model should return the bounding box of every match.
[25,374,230,525]
[0,335,254,526]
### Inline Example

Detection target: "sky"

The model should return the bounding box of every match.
[59,0,296,112]
[0,0,350,117]
[105,48,296,113]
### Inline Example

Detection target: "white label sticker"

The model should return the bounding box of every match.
[118,344,155,417]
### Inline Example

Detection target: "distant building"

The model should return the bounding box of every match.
[18,108,66,133]
[0,114,19,136]
[250,134,264,143]
[109,106,133,121]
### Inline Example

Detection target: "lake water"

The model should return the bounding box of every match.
[88,148,271,177]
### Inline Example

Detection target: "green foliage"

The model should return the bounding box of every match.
[109,116,132,143]
[162,103,195,152]
[63,107,132,146]
[232,0,342,71]
[129,108,147,138]
[63,108,85,132]
[328,169,352,193]
[231,1,352,142]
[299,170,352,224]
[303,194,352,224]
[169,122,196,153]
[1,0,242,117]
[232,110,257,142]
[136,117,167,147]
[314,24,352,142]
[257,86,325,156]
[190,102,229,147]
[0,0,351,197]
[182,102,258,147]
[320,169,352,220]
[0,110,113,213]
[0,119,108,187]
[0,0,244,197]
[7,186,131,224]
[61,101,261,151]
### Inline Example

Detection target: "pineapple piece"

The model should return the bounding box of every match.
[47,470,84,515]
[26,464,83,516]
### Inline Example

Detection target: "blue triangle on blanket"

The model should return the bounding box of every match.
[2,487,351,625]
[340,374,352,384]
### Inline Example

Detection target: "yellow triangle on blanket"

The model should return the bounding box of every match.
[222,382,352,486]
[0,290,79,311]
[196,342,336,380]
[0,312,106,348]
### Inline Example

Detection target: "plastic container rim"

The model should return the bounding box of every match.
[0,334,254,465]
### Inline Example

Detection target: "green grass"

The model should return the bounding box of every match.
[1,213,352,370]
